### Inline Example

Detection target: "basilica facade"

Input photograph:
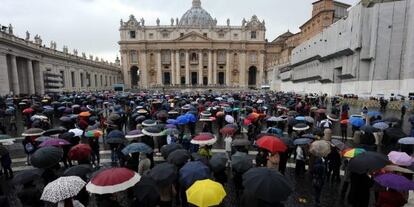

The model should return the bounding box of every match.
[119,0,266,89]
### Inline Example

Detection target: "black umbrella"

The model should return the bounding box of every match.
[142,126,163,137]
[231,139,251,147]
[59,132,75,141]
[331,139,348,151]
[360,125,379,134]
[148,162,177,187]
[383,127,407,146]
[63,164,93,179]
[231,151,253,173]
[12,169,44,185]
[30,146,63,168]
[209,153,228,173]
[160,143,183,159]
[243,168,293,203]
[133,176,160,206]
[167,149,190,166]
[43,127,67,136]
[348,151,389,174]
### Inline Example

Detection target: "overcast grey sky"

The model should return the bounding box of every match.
[0,0,359,62]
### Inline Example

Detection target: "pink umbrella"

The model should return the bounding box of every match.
[388,151,414,166]
[39,138,71,147]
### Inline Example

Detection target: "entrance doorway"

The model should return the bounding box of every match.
[248,66,257,86]
[163,72,171,85]
[191,72,197,85]
[218,72,225,85]
[203,77,208,85]
[130,66,139,86]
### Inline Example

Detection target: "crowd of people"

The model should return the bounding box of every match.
[0,91,413,207]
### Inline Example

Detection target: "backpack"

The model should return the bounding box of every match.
[25,142,35,153]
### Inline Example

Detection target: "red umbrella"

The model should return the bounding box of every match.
[86,167,141,194]
[220,127,237,136]
[256,136,287,154]
[68,144,92,161]
[23,108,34,114]
[243,119,252,126]
[191,133,217,145]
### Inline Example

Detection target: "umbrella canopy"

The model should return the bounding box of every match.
[398,137,414,145]
[348,151,389,174]
[85,130,103,138]
[304,116,315,123]
[142,126,164,137]
[342,148,366,158]
[373,122,389,130]
[68,144,92,161]
[12,169,44,185]
[256,135,287,153]
[125,130,144,139]
[383,165,414,174]
[360,125,379,134]
[231,139,251,147]
[191,133,217,145]
[41,176,86,203]
[86,167,141,194]
[179,161,211,189]
[388,151,414,166]
[219,127,237,136]
[68,128,83,137]
[186,179,226,207]
[293,138,312,145]
[266,116,285,122]
[30,146,63,168]
[349,117,365,127]
[374,173,414,191]
[243,168,293,203]
[309,140,331,157]
[133,176,160,206]
[225,115,235,124]
[142,119,157,127]
[79,111,91,117]
[39,138,71,147]
[209,153,228,173]
[63,164,94,178]
[167,149,191,166]
[330,139,348,151]
[23,108,34,114]
[149,162,177,187]
[231,151,253,173]
[35,136,52,142]
[122,143,153,155]
[292,123,310,131]
[43,127,67,136]
[22,128,44,137]
[176,115,190,125]
[161,143,184,159]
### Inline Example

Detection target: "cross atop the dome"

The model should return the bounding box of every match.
[192,0,201,8]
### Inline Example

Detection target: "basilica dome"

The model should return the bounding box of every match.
[179,0,214,27]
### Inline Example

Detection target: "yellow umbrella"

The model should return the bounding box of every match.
[186,179,226,207]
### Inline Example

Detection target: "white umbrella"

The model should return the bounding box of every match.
[31,115,48,121]
[69,128,83,137]
[225,115,235,124]
[41,176,86,203]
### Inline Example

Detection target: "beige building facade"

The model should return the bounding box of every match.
[119,0,266,89]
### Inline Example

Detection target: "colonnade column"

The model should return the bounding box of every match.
[0,53,10,95]
[140,50,148,88]
[185,51,190,85]
[170,51,175,85]
[10,55,20,95]
[156,51,162,85]
[208,50,212,85]
[226,51,231,86]
[27,59,35,95]
[239,51,246,87]
[212,51,217,85]
[175,51,180,85]
[198,51,203,85]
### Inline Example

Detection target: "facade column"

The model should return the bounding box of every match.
[213,51,217,85]
[27,59,35,95]
[239,51,246,87]
[170,51,175,85]
[122,51,131,89]
[34,62,44,95]
[258,51,265,87]
[208,50,212,85]
[0,53,10,95]
[156,51,162,85]
[10,55,20,95]
[175,51,180,85]
[198,51,203,85]
[140,50,148,88]
[185,51,190,85]
[226,51,231,86]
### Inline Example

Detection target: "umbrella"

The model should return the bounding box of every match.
[220,127,237,136]
[225,115,235,124]
[59,116,72,123]
[292,123,309,131]
[85,130,103,138]
[166,119,178,125]
[122,143,153,155]
[342,148,366,158]
[12,169,44,185]
[39,138,71,147]
[374,173,414,191]
[186,179,226,207]
[209,153,228,173]
[148,162,177,187]
[191,133,217,145]
[167,149,191,166]
[348,151,389,174]
[293,138,312,145]
[360,125,379,134]
[330,139,348,151]
[309,140,331,157]
[43,127,67,136]
[23,108,34,114]
[31,115,48,121]
[22,128,44,137]
[388,151,414,166]
[304,116,315,123]
[133,176,160,206]
[41,176,86,203]
[142,126,163,137]
[106,130,126,144]
[243,168,293,203]
[79,111,91,117]
[266,116,285,122]
[161,143,184,159]
[383,165,414,174]
[86,167,141,194]
[68,144,92,161]
[398,137,414,145]
[30,146,63,168]
[385,128,408,144]
[176,115,190,125]
[295,116,305,121]
[125,130,144,139]
[59,132,75,141]
[185,113,197,123]
[35,136,52,142]
[327,114,339,122]
[256,135,287,153]
[142,119,157,127]
[63,164,94,178]
[179,161,211,188]
[68,128,83,137]
[349,117,365,127]
[231,151,253,173]
[373,122,389,130]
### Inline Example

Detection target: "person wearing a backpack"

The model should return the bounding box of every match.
[312,158,326,207]
[22,136,36,165]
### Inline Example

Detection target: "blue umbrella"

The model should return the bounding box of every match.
[350,117,365,127]
[398,137,414,145]
[367,111,382,117]
[176,115,190,125]
[122,143,153,155]
[185,113,197,123]
[179,161,211,188]
[58,106,66,112]
[167,119,178,125]
[295,116,305,121]
[107,130,125,139]
[373,122,389,130]
[293,138,312,145]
